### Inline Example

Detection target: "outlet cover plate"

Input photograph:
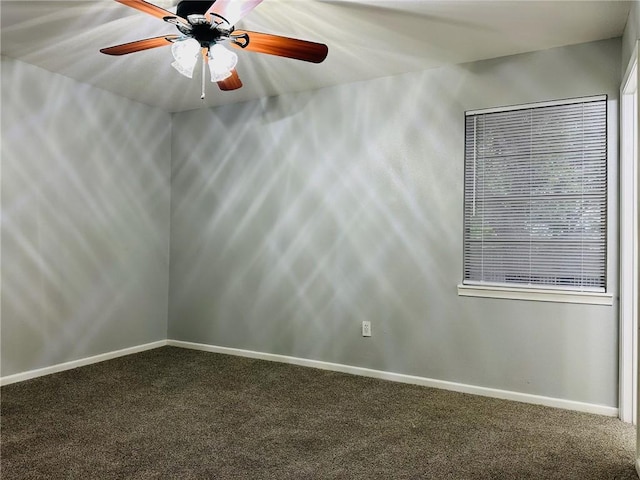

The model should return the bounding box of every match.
[362,321,371,337]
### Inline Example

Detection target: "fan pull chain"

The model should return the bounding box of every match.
[201,57,206,100]
[201,47,208,100]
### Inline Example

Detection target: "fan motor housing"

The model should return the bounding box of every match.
[176,1,215,18]
[175,1,232,45]
[182,23,223,45]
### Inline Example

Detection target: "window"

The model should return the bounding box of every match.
[460,96,609,302]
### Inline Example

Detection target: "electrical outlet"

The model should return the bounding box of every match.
[362,320,371,337]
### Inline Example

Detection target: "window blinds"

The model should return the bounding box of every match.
[463,96,607,292]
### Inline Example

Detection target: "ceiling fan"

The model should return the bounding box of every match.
[101,0,328,97]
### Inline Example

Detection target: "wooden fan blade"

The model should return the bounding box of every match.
[100,35,179,56]
[217,69,243,91]
[116,0,189,26]
[205,0,263,26]
[231,30,328,63]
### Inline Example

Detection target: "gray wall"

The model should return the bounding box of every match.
[622,0,640,73]
[170,38,621,407]
[1,57,172,376]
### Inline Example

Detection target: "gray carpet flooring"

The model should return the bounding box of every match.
[1,346,636,479]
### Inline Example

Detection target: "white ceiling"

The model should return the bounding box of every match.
[0,0,632,112]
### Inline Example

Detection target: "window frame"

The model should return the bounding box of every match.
[457,95,613,305]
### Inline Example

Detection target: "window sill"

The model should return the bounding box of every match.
[457,284,613,305]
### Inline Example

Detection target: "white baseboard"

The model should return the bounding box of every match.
[167,339,619,417]
[0,340,167,386]
[1,338,620,418]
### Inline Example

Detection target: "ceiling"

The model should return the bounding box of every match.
[0,0,632,112]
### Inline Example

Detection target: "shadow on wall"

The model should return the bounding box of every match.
[169,68,465,369]
[169,39,620,409]
[1,58,172,376]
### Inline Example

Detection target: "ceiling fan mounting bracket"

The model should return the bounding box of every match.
[230,32,250,49]
[208,12,232,31]
[163,16,191,30]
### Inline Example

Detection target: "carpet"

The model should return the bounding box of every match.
[1,346,636,479]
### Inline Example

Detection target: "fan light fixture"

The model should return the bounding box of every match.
[208,44,238,82]
[171,38,199,78]
[171,39,237,84]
